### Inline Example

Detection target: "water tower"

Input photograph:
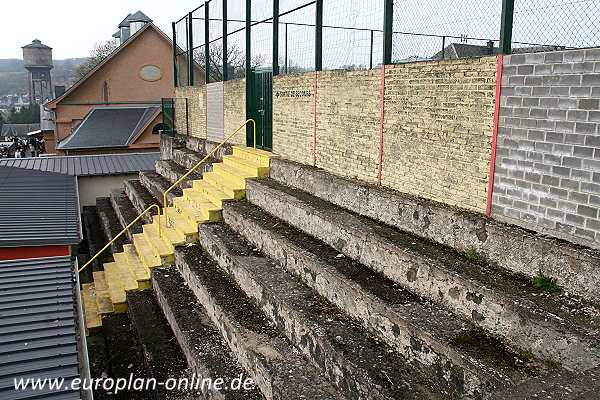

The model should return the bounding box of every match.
[22,39,53,104]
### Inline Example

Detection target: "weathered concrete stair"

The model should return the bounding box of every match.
[152,268,263,399]
[244,177,600,371]
[127,289,197,399]
[268,158,600,304]
[96,197,126,255]
[155,158,207,187]
[175,245,344,400]
[110,189,143,242]
[124,179,159,224]
[198,222,466,399]
[221,201,540,397]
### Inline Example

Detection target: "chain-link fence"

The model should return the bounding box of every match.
[173,0,600,86]
[512,0,600,52]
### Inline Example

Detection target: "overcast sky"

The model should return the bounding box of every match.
[0,0,203,59]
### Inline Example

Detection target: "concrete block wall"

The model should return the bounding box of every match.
[174,86,206,139]
[493,48,600,248]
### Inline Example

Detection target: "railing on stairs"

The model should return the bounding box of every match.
[78,205,161,273]
[78,119,256,275]
[162,118,256,227]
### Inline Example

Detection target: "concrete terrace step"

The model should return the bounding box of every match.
[153,210,197,243]
[203,171,246,200]
[190,180,233,208]
[141,223,175,265]
[110,189,143,242]
[175,245,345,400]
[232,146,272,168]
[124,179,159,225]
[152,268,264,399]
[489,366,600,400]
[82,206,110,272]
[155,159,205,188]
[199,222,454,400]
[223,155,269,178]
[220,204,542,397]
[139,171,182,207]
[132,233,162,269]
[245,178,600,371]
[268,158,600,304]
[123,244,151,289]
[96,197,127,254]
[100,313,149,399]
[173,147,216,171]
[126,290,197,400]
[92,271,114,315]
[81,283,101,334]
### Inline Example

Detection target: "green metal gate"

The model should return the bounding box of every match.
[161,98,175,136]
[248,69,272,150]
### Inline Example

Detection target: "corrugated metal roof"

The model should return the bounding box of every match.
[0,152,159,177]
[57,106,160,150]
[0,256,81,400]
[0,167,80,247]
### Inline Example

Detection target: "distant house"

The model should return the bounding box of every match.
[431,41,566,61]
[46,11,175,155]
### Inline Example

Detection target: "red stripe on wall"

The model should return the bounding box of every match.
[486,54,504,217]
[0,245,70,261]
[312,71,319,165]
[377,64,386,187]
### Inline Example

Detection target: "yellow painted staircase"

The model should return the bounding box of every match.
[81,146,272,332]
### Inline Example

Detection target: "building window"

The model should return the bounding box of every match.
[152,123,165,135]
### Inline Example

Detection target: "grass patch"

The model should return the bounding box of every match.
[532,271,561,293]
[461,249,481,263]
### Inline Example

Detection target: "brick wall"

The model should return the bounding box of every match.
[315,69,381,184]
[272,73,314,165]
[224,79,246,146]
[175,86,206,139]
[271,58,497,212]
[382,58,497,212]
[493,48,600,248]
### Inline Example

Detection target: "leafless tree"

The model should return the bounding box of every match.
[75,40,119,79]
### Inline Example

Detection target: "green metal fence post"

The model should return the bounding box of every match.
[499,0,515,54]
[273,0,280,76]
[223,0,228,81]
[245,0,252,145]
[205,2,210,83]
[187,12,194,86]
[315,0,323,71]
[172,22,178,87]
[383,0,393,65]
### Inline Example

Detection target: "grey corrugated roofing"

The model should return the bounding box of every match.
[0,152,159,177]
[0,256,80,400]
[0,167,80,247]
[57,106,159,150]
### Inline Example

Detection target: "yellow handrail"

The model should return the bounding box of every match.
[78,204,161,273]
[162,118,256,226]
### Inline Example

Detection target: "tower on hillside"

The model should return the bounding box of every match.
[22,39,54,104]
